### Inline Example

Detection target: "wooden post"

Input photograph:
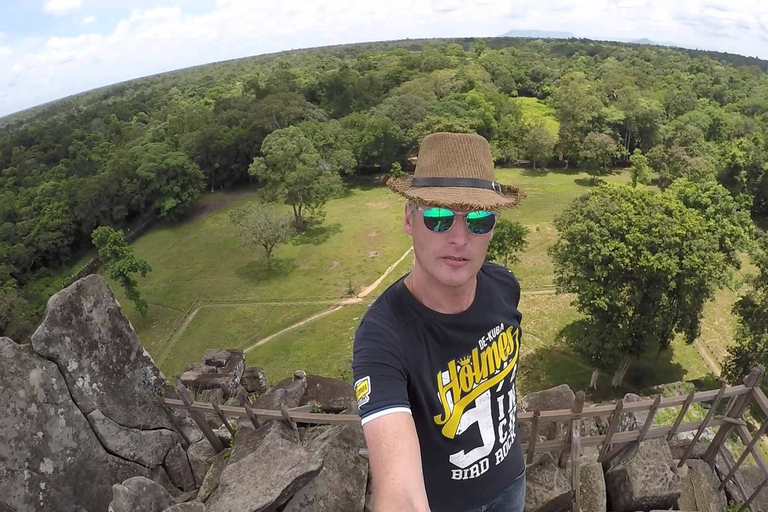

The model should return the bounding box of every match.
[638,395,661,442]
[158,397,191,448]
[717,444,751,504]
[704,367,765,467]
[667,390,695,441]
[212,401,236,437]
[738,479,768,512]
[598,400,623,463]
[527,410,541,465]
[243,402,261,430]
[679,383,727,468]
[175,382,225,453]
[560,391,585,469]
[720,421,768,491]
[571,410,583,512]
[282,405,300,441]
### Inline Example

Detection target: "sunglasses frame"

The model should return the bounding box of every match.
[414,205,499,235]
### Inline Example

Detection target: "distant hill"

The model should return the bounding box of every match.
[500,30,676,48]
[501,29,576,39]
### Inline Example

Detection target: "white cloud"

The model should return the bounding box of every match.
[44,0,84,15]
[3,0,768,117]
[82,15,97,24]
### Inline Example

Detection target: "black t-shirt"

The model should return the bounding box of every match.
[352,262,525,512]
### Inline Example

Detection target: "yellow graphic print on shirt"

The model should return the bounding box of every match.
[433,323,521,480]
[434,324,521,438]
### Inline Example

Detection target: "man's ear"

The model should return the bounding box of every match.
[404,203,414,236]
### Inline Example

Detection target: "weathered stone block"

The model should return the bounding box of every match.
[283,424,368,512]
[164,443,196,492]
[206,425,323,512]
[0,337,148,512]
[108,476,174,512]
[30,274,172,430]
[524,452,572,512]
[604,438,682,512]
[187,439,218,486]
[241,366,267,394]
[87,409,176,468]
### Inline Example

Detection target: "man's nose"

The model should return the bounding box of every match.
[446,215,470,245]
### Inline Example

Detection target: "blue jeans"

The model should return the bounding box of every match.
[464,470,526,512]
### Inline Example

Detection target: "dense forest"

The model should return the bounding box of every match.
[2,36,768,344]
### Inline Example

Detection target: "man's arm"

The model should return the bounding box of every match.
[363,412,431,512]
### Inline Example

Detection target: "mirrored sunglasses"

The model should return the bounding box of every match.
[417,207,497,235]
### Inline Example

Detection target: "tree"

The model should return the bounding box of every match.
[647,145,717,189]
[486,220,529,267]
[629,149,652,188]
[473,39,487,57]
[298,120,357,176]
[229,203,294,260]
[579,132,622,182]
[91,226,152,316]
[130,143,205,219]
[552,74,604,165]
[0,283,28,339]
[249,126,342,230]
[550,183,749,386]
[524,123,556,169]
[389,162,404,178]
[723,233,768,385]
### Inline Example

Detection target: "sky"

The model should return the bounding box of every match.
[1,0,768,118]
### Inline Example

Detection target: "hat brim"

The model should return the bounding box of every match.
[387,175,524,210]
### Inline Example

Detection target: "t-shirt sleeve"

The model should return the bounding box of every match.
[352,318,411,426]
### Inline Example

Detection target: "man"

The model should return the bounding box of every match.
[352,132,526,512]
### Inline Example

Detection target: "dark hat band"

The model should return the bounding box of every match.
[411,177,501,193]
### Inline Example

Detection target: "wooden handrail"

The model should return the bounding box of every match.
[159,367,768,512]
[515,384,751,422]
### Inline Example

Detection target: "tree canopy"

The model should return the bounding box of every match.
[2,36,768,339]
[91,226,152,316]
[249,126,342,230]
[550,181,752,386]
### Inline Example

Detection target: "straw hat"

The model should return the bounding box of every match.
[387,132,524,211]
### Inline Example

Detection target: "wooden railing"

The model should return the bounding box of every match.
[161,367,768,512]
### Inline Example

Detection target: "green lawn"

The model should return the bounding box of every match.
[103,166,745,399]
[246,303,368,385]
[158,303,330,378]
[513,97,560,139]
[111,182,412,311]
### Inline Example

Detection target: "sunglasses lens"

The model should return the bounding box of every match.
[422,207,455,232]
[466,211,496,234]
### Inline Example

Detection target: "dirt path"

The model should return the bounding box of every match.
[357,247,413,298]
[160,247,414,356]
[158,305,201,364]
[244,305,347,352]
[242,247,414,351]
[693,339,722,377]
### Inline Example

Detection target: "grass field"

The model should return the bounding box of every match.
[513,97,560,139]
[103,165,752,401]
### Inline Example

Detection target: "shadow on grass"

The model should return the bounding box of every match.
[518,345,592,397]
[337,175,388,198]
[236,258,296,283]
[574,177,603,187]
[553,318,692,401]
[292,223,342,246]
[519,166,583,178]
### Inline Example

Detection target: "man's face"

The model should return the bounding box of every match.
[404,202,492,289]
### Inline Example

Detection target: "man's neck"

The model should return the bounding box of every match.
[404,263,477,314]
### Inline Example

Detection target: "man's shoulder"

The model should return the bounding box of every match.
[481,261,520,287]
[355,277,409,341]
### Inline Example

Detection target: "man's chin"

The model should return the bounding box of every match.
[434,263,476,288]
